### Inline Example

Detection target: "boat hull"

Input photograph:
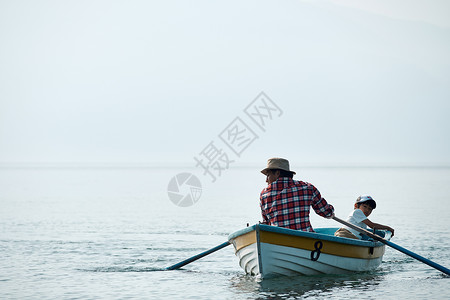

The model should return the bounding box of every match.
[228,224,387,277]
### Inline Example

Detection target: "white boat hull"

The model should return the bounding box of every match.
[229,224,388,278]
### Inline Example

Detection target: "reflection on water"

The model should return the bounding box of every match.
[230,271,385,299]
[83,266,165,273]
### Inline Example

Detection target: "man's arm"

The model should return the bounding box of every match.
[310,186,334,218]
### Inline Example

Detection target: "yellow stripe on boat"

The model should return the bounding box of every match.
[231,227,385,259]
[231,230,257,252]
[259,231,385,259]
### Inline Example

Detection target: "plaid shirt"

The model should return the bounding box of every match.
[260,177,334,232]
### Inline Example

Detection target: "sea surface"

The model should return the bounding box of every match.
[1,165,449,299]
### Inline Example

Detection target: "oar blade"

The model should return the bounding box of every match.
[166,241,231,270]
[384,240,450,276]
[332,216,450,276]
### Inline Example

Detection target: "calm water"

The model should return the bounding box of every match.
[1,165,449,299]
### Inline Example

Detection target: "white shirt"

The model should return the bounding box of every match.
[344,209,368,239]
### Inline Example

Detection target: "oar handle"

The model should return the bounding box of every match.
[166,241,231,270]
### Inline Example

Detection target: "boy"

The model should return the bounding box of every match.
[334,195,394,239]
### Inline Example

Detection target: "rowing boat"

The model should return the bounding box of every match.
[228,224,391,278]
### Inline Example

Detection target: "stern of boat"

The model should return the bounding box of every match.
[229,224,388,278]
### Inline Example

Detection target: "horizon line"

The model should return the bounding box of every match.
[1,161,449,169]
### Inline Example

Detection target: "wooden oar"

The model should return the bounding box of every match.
[332,216,450,276]
[166,241,231,270]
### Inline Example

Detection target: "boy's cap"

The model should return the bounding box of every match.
[356,195,377,209]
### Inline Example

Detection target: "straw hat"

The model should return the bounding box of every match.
[261,158,296,175]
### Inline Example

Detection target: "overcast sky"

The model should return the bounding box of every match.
[0,0,449,166]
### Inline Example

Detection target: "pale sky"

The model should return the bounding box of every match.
[0,0,449,166]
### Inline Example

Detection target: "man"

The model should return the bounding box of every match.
[260,158,334,231]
